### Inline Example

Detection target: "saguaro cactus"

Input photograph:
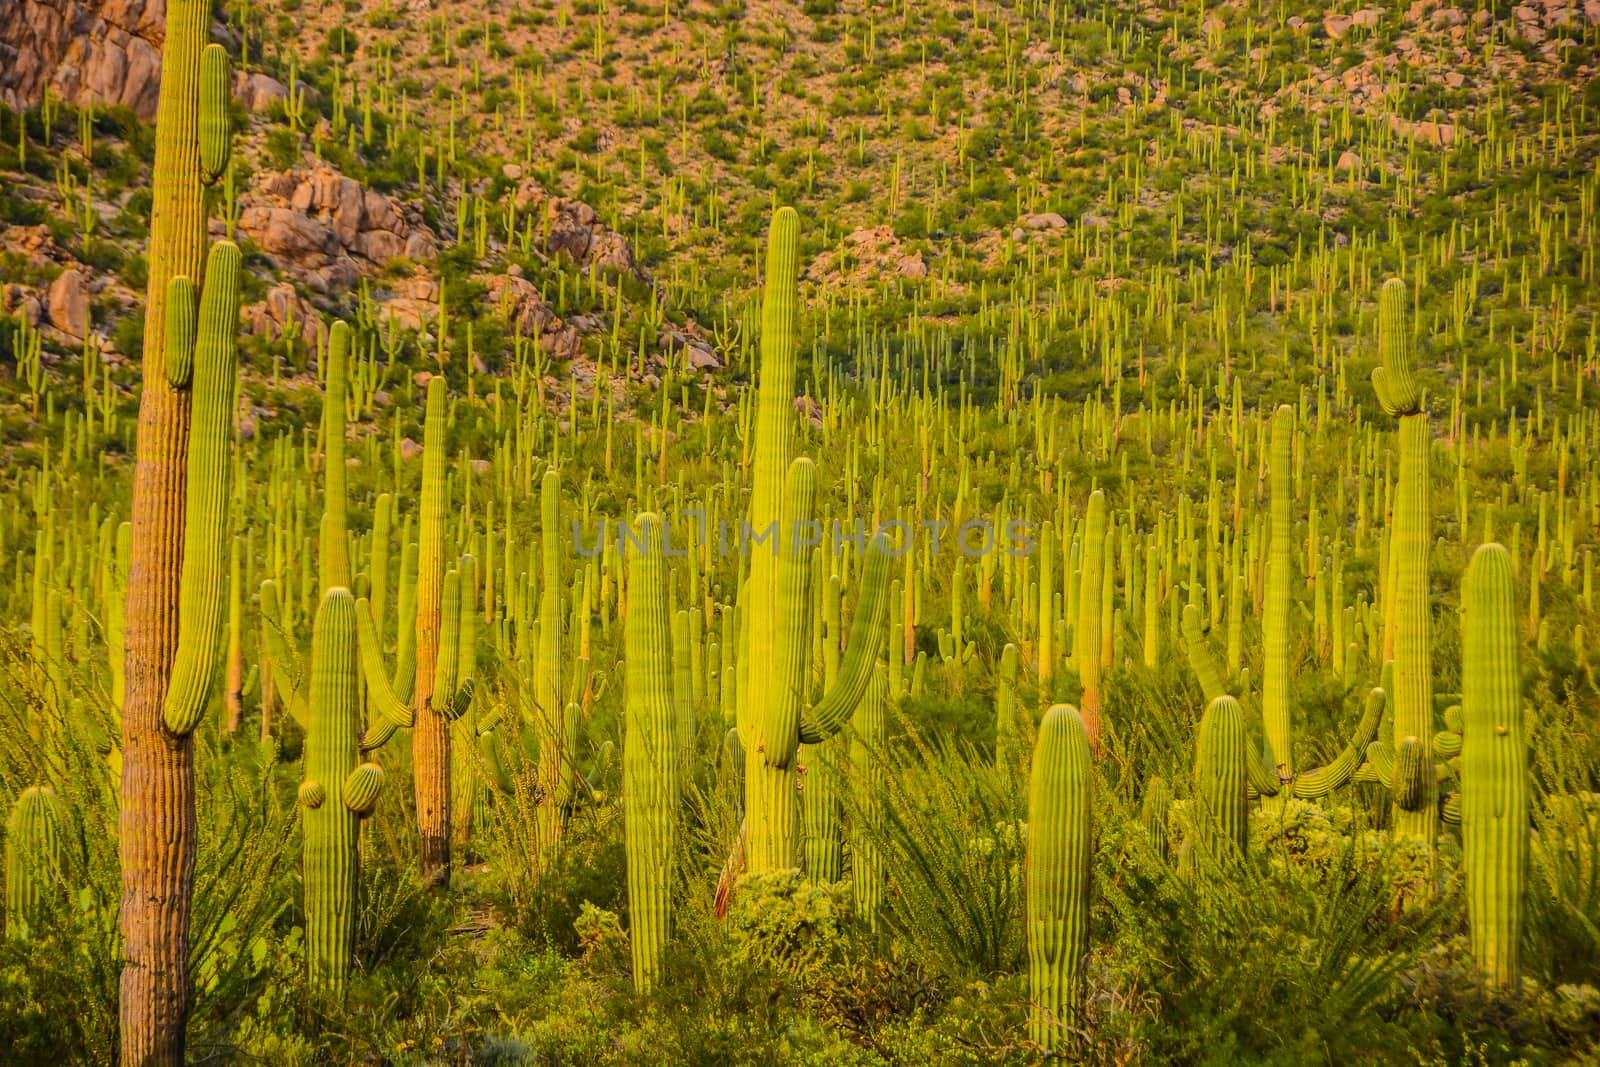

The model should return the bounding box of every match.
[850,664,887,931]
[6,786,67,940]
[120,20,239,1061]
[1461,544,1528,989]
[1261,405,1294,783]
[1372,278,1437,847]
[1195,696,1251,855]
[1076,491,1108,748]
[413,377,452,884]
[740,209,892,876]
[1026,704,1093,1051]
[624,514,677,994]
[300,589,385,996]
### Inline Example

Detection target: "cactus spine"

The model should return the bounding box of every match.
[1026,704,1092,1050]
[624,514,677,994]
[300,589,385,996]
[6,786,67,940]
[1372,278,1437,847]
[1461,544,1528,989]
[120,15,239,1059]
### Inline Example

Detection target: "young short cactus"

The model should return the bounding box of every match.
[849,665,887,931]
[1461,544,1528,989]
[300,589,385,996]
[1026,704,1093,1050]
[624,514,677,994]
[1194,696,1251,856]
[6,786,67,940]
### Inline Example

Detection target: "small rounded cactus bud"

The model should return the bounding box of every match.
[343,763,385,816]
[199,44,233,183]
[1393,737,1428,813]
[298,781,326,809]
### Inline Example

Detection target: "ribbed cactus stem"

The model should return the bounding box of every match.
[624,514,677,994]
[1026,704,1093,1050]
[120,11,238,1050]
[413,376,451,884]
[1076,492,1107,748]
[6,786,66,940]
[319,321,351,593]
[849,665,886,930]
[535,468,567,850]
[1195,695,1253,857]
[1373,278,1436,847]
[300,589,384,997]
[1262,404,1294,780]
[160,240,242,736]
[1140,776,1173,861]
[995,642,1022,774]
[1461,544,1527,989]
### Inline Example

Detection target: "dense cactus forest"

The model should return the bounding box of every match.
[1,0,1598,1061]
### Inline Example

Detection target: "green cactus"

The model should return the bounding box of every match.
[1372,278,1437,847]
[120,22,241,1058]
[299,589,385,996]
[534,469,568,851]
[1195,696,1251,856]
[6,786,67,940]
[740,209,892,876]
[849,664,887,931]
[413,376,452,884]
[1026,704,1093,1050]
[995,642,1023,774]
[1261,405,1294,783]
[319,322,352,593]
[1140,776,1173,862]
[1461,544,1528,989]
[624,514,678,994]
[1076,491,1108,749]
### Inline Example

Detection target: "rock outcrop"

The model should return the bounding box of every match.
[235,166,438,293]
[0,0,165,120]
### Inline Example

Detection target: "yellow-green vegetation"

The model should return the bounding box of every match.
[0,0,1599,1063]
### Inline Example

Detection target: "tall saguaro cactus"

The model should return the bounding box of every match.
[740,209,892,875]
[1076,491,1107,748]
[413,377,452,884]
[624,514,677,994]
[300,589,385,996]
[120,16,240,1062]
[1372,278,1436,846]
[1461,544,1528,988]
[1026,704,1093,1051]
[1262,405,1294,784]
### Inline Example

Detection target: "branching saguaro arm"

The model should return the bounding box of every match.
[120,15,239,1064]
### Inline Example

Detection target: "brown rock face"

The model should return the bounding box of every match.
[0,0,165,120]
[48,267,89,338]
[235,165,437,293]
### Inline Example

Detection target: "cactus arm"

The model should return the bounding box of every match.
[356,596,413,729]
[478,728,518,795]
[797,536,892,744]
[161,242,243,736]
[197,44,232,184]
[1355,741,1395,788]
[1181,604,1230,703]
[1291,686,1387,799]
[163,276,196,389]
[258,580,309,730]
